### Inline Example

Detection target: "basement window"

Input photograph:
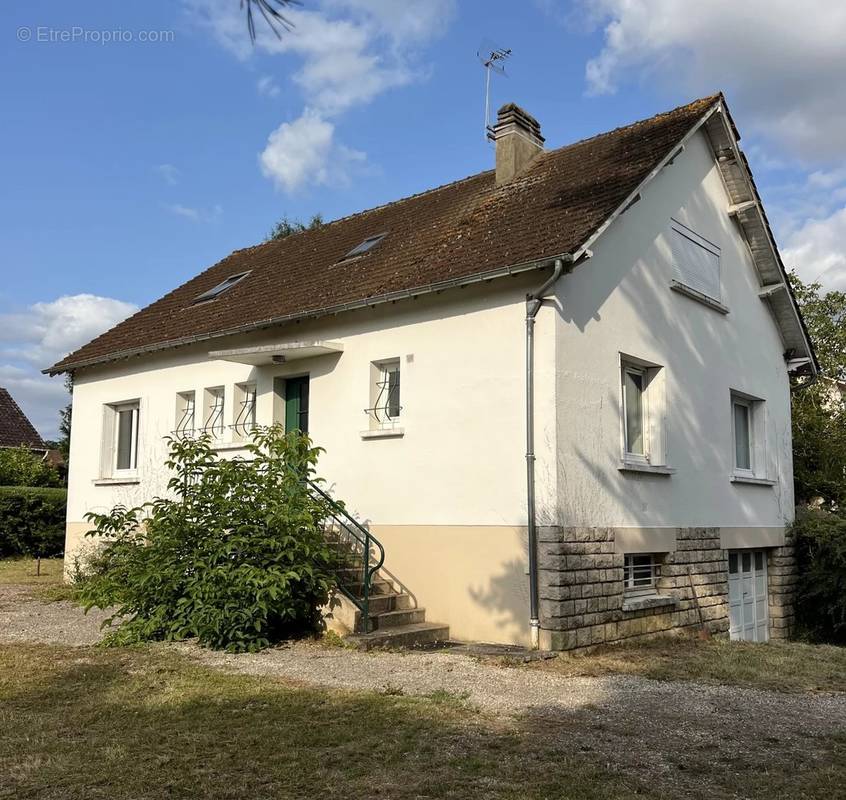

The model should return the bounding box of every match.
[623,554,659,596]
[341,233,386,261]
[192,271,250,304]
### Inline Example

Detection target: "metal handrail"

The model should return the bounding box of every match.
[307,480,385,633]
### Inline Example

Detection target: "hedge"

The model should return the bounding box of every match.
[793,509,846,644]
[0,486,67,558]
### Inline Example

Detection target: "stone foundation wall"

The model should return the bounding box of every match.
[768,530,796,640]
[538,526,790,650]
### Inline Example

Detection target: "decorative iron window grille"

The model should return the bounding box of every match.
[233,386,257,438]
[174,394,195,438]
[202,389,225,439]
[623,554,659,595]
[365,363,401,425]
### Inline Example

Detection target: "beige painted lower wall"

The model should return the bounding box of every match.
[370,525,531,646]
[65,520,533,646]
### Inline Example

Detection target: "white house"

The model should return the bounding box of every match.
[49,95,817,650]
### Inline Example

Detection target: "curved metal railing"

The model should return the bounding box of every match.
[307,480,385,633]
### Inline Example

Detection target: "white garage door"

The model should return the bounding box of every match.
[728,550,769,642]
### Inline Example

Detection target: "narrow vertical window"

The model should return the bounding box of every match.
[175,391,195,437]
[204,387,225,441]
[114,402,139,471]
[622,366,646,458]
[733,398,751,471]
[367,359,401,429]
[234,383,257,438]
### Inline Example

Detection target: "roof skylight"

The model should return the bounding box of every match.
[192,271,251,305]
[341,233,386,261]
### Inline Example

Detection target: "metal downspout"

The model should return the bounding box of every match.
[525,256,571,649]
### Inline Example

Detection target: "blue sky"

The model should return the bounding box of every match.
[2,0,845,438]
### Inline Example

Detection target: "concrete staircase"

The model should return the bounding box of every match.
[331,564,449,650]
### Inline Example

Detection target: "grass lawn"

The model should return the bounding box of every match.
[527,636,846,694]
[0,642,649,800]
[0,557,65,586]
[1,642,844,800]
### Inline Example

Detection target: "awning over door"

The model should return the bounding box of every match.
[208,340,344,365]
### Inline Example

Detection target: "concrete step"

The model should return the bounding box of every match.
[364,592,413,614]
[346,621,450,651]
[370,607,426,629]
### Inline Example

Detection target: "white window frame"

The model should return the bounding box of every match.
[233,382,257,440]
[623,553,660,597]
[101,400,140,478]
[203,386,226,442]
[730,390,766,479]
[622,363,649,463]
[619,355,666,468]
[175,391,196,438]
[367,358,401,430]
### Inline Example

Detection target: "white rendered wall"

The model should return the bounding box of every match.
[551,130,794,530]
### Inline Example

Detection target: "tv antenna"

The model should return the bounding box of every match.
[477,40,511,141]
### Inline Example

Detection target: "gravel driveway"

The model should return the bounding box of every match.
[3,583,845,794]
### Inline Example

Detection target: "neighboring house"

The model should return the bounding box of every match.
[48,94,817,650]
[0,387,46,453]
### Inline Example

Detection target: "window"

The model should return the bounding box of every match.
[622,365,646,458]
[619,356,666,467]
[175,391,195,437]
[341,233,386,261]
[366,359,401,428]
[233,382,257,439]
[101,400,140,476]
[203,386,225,441]
[733,397,752,471]
[730,391,766,478]
[669,219,721,301]
[623,554,659,596]
[192,271,250,304]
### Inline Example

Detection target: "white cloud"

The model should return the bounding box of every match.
[259,109,365,192]
[0,294,138,439]
[165,203,223,222]
[257,75,281,98]
[185,0,454,191]
[782,206,846,292]
[577,0,846,160]
[155,163,181,185]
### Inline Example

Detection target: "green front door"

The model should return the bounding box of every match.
[284,376,310,434]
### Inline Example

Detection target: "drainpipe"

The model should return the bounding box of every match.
[525,255,572,649]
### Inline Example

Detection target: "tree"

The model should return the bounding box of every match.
[77,427,336,652]
[789,271,846,508]
[265,213,324,242]
[0,447,61,488]
[57,375,73,462]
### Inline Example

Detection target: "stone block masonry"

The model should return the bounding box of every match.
[537,526,793,650]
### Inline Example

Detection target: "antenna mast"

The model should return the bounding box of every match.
[477,42,511,140]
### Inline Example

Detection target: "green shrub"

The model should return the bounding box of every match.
[0,486,67,558]
[793,509,846,644]
[0,446,62,487]
[77,426,337,652]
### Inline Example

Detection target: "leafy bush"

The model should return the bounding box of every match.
[0,486,67,558]
[793,509,846,644]
[77,426,336,652]
[0,446,61,487]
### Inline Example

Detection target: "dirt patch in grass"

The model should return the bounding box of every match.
[525,636,846,694]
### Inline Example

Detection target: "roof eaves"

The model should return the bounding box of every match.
[45,250,574,375]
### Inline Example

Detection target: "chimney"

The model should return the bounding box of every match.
[490,103,544,185]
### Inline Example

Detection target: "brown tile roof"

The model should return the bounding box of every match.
[49,95,721,374]
[0,388,45,449]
